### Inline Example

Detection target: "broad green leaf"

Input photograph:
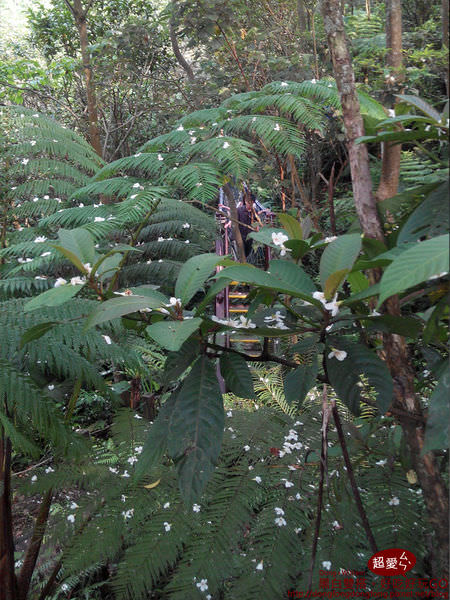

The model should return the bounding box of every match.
[194,278,230,316]
[343,283,380,305]
[326,339,393,415]
[319,234,362,294]
[57,228,96,265]
[96,253,122,280]
[423,369,449,452]
[85,293,166,329]
[278,213,303,239]
[162,338,200,385]
[378,235,449,306]
[20,322,58,348]
[51,245,86,272]
[423,296,449,344]
[396,94,441,122]
[146,318,202,351]
[362,315,423,338]
[284,239,310,260]
[24,284,84,312]
[269,259,317,295]
[216,263,318,304]
[175,254,223,305]
[347,271,369,294]
[135,393,177,479]
[398,181,449,244]
[324,268,349,299]
[284,362,318,407]
[220,352,255,398]
[167,356,224,503]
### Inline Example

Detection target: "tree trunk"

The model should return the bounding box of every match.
[376,0,403,203]
[321,1,383,242]
[320,0,449,579]
[223,184,246,263]
[169,18,195,82]
[70,0,102,157]
[297,0,307,31]
[442,0,449,94]
[0,435,18,600]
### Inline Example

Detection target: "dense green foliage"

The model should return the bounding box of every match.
[0,1,448,599]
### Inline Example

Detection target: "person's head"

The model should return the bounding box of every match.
[244,189,253,210]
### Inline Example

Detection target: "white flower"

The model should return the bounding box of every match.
[132,183,141,188]
[376,459,387,466]
[322,561,332,570]
[33,197,39,202]
[21,158,29,165]
[70,276,85,286]
[324,236,337,243]
[227,410,232,417]
[70,502,78,509]
[163,521,171,532]
[237,315,256,329]
[370,310,381,317]
[94,216,105,222]
[272,231,289,246]
[274,507,285,515]
[82,263,92,274]
[127,455,138,465]
[283,480,294,488]
[134,153,142,157]
[222,141,230,149]
[67,514,75,523]
[332,520,340,529]
[134,446,143,454]
[274,516,287,527]
[163,502,170,509]
[114,289,134,296]
[388,496,400,506]
[182,222,190,229]
[328,349,347,361]
[190,136,197,144]
[192,504,201,512]
[121,470,130,478]
[109,467,119,474]
[102,335,112,345]
[243,445,250,451]
[44,195,49,200]
[196,579,208,592]
[256,560,264,571]
[274,123,280,131]
[177,124,184,131]
[30,140,36,146]
[280,81,288,87]
[324,295,340,316]
[158,153,164,161]
[253,476,262,484]
[311,78,317,84]
[34,236,47,243]
[45,466,54,473]
[54,278,67,287]
[31,475,37,482]
[165,297,182,308]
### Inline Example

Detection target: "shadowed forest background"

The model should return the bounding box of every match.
[0,1,448,599]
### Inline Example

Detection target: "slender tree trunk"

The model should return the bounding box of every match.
[376,0,403,203]
[320,0,449,579]
[169,18,196,82]
[223,184,246,262]
[0,435,18,600]
[297,0,307,31]
[321,1,383,242]
[442,0,449,94]
[67,0,102,157]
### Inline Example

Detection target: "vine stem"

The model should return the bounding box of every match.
[306,384,329,596]
[331,398,399,600]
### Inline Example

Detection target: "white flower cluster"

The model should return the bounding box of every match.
[264,310,289,330]
[211,315,256,329]
[274,507,287,527]
[271,231,291,257]
[278,428,303,458]
[312,291,340,316]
